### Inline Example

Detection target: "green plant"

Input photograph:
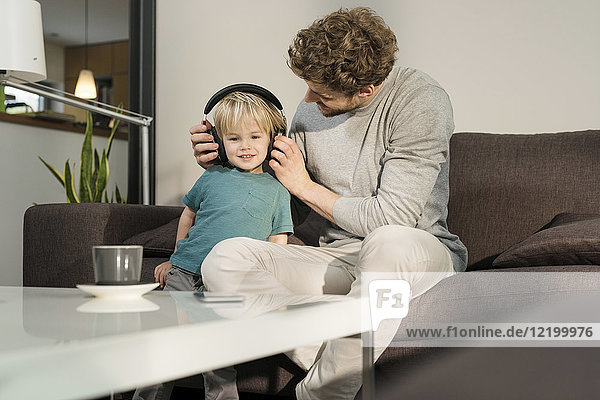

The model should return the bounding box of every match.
[0,86,5,113]
[39,111,127,203]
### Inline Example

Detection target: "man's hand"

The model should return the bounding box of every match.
[269,136,313,197]
[154,261,173,288]
[190,121,220,169]
[270,136,341,224]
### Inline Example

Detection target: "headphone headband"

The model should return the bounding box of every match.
[203,83,284,115]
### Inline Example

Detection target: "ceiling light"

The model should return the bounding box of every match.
[74,0,96,99]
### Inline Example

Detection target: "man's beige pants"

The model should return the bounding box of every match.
[202,225,456,400]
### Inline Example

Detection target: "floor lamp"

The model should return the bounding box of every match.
[0,0,153,205]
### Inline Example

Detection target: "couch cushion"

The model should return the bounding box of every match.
[492,213,600,268]
[123,217,179,257]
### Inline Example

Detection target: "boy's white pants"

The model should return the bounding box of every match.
[202,225,456,400]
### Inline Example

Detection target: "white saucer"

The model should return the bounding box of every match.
[77,282,159,298]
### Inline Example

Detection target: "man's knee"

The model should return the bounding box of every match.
[364,224,421,244]
[359,225,445,272]
[201,237,255,286]
[362,225,425,255]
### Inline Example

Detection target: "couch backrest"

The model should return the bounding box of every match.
[447,130,600,270]
[23,203,183,287]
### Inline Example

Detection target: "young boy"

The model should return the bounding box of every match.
[154,90,293,291]
[133,91,293,400]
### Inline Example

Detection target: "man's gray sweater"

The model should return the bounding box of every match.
[289,66,468,272]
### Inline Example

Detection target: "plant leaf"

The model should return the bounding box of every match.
[64,160,79,203]
[79,112,94,202]
[38,157,65,188]
[94,149,109,202]
[0,86,5,113]
[106,103,123,160]
[115,184,123,204]
[104,191,109,203]
[94,149,100,170]
[91,149,100,200]
[84,180,93,203]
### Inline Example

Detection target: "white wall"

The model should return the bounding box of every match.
[44,42,65,83]
[156,0,599,205]
[0,121,128,286]
[43,42,66,112]
[390,0,600,133]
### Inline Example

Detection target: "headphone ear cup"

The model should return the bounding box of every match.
[269,129,286,158]
[268,135,275,160]
[209,127,228,164]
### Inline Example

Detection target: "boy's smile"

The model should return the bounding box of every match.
[222,118,270,174]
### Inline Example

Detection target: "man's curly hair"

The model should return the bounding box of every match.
[287,7,398,95]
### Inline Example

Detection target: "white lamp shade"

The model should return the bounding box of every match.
[0,0,47,82]
[74,69,97,99]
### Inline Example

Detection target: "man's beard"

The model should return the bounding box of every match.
[316,102,356,118]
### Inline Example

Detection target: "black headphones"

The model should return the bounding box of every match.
[202,83,287,164]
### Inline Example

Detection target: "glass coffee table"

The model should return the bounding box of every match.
[0,286,372,400]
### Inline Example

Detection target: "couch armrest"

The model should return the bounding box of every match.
[23,203,183,288]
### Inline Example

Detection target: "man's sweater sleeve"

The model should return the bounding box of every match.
[332,85,454,237]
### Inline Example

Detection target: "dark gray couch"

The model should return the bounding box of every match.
[23,130,600,399]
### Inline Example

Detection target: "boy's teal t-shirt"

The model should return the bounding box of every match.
[170,165,293,275]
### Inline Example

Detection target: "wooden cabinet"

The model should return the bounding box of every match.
[64,40,129,122]
[64,47,85,79]
[112,41,129,74]
[87,43,113,76]
[112,73,129,109]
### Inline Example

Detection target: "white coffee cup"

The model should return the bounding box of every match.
[93,245,143,285]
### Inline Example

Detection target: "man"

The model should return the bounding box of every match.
[191,7,467,400]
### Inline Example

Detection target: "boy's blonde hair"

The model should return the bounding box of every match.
[214,92,286,139]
